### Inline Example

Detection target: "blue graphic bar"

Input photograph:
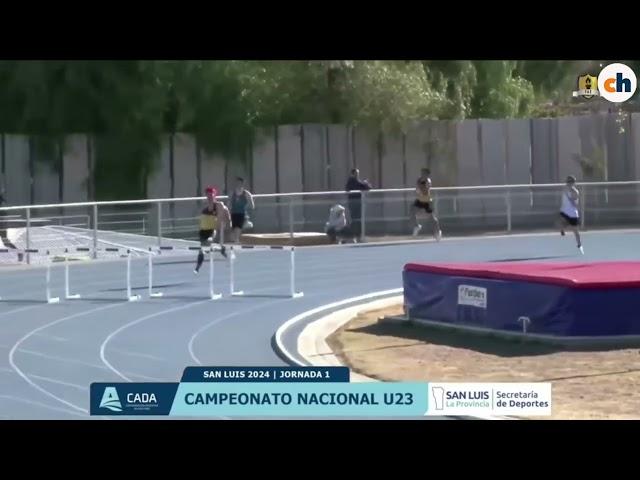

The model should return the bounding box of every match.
[181,366,350,383]
[90,383,178,416]
[170,382,429,417]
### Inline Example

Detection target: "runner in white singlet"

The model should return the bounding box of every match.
[557,175,583,254]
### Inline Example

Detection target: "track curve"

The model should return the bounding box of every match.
[1,229,638,419]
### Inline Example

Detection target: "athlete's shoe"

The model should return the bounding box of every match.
[435,230,442,242]
[220,246,228,258]
[578,245,584,255]
[560,230,565,236]
[193,269,199,275]
[412,225,422,237]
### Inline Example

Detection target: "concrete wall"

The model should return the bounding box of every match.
[3,135,31,206]
[380,133,406,233]
[506,119,532,219]
[172,133,198,222]
[4,112,640,236]
[530,118,557,212]
[327,125,352,191]
[557,116,581,181]
[251,128,277,232]
[62,135,89,204]
[456,120,483,220]
[33,158,60,206]
[147,136,172,200]
[404,122,429,186]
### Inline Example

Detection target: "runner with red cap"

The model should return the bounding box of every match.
[194,186,229,274]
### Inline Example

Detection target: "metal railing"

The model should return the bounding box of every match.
[2,180,640,264]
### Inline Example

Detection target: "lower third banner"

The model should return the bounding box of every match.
[91,382,429,417]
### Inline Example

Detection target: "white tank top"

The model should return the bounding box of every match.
[560,190,579,218]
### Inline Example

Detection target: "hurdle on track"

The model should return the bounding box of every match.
[147,245,222,300]
[63,246,140,302]
[0,248,60,303]
[229,245,304,299]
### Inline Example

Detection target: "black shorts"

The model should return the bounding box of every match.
[199,229,214,244]
[413,200,433,214]
[559,213,579,227]
[231,213,245,229]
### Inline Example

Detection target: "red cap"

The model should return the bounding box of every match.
[205,186,217,196]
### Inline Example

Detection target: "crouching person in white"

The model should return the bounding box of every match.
[325,204,353,244]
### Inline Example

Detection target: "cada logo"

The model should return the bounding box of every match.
[99,386,122,412]
[598,63,637,103]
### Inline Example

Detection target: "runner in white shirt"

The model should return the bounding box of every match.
[557,175,583,254]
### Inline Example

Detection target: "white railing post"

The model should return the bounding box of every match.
[157,202,162,248]
[360,191,366,242]
[506,189,512,233]
[288,197,294,241]
[580,184,587,229]
[93,204,98,259]
[26,207,31,265]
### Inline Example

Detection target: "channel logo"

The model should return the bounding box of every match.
[598,63,637,103]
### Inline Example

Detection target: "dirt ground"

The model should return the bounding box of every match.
[327,304,640,420]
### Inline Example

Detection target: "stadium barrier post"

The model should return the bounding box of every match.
[506,189,512,232]
[93,204,98,259]
[157,202,162,248]
[65,248,81,299]
[148,248,163,298]
[289,247,303,298]
[360,191,366,243]
[26,207,31,265]
[127,250,140,302]
[46,251,60,304]
[209,246,221,300]
[288,197,294,242]
[580,184,586,229]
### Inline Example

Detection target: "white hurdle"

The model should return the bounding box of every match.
[147,247,163,298]
[229,245,304,299]
[1,247,59,303]
[64,248,81,299]
[63,246,140,302]
[126,250,141,302]
[148,245,222,300]
[45,250,60,304]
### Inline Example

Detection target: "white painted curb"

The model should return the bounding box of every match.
[276,291,510,420]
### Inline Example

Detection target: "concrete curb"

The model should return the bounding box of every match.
[287,294,511,420]
[297,296,403,382]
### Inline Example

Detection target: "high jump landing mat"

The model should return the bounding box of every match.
[403,262,640,337]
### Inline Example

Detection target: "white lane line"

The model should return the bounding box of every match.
[9,302,124,414]
[27,374,88,391]
[109,348,167,363]
[16,348,163,381]
[0,394,87,418]
[98,298,233,420]
[100,299,223,382]
[275,288,404,366]
[188,299,288,365]
[18,348,113,371]
[0,305,42,319]
[33,332,68,342]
